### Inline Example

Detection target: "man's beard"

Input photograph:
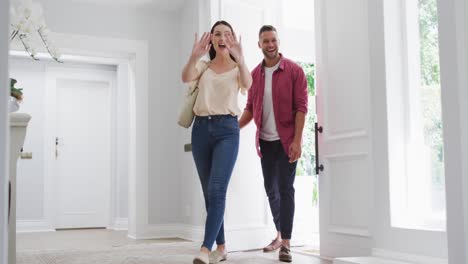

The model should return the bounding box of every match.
[262,49,278,59]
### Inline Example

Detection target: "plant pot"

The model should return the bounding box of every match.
[9,96,20,112]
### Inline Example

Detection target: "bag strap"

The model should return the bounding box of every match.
[198,60,210,76]
[188,60,210,92]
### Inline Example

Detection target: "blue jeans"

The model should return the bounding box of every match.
[260,139,297,240]
[191,115,239,250]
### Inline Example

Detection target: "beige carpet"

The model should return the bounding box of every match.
[17,241,328,264]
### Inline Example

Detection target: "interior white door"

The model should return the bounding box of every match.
[315,0,374,258]
[218,0,282,251]
[48,67,115,229]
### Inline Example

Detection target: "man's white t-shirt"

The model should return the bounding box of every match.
[260,61,281,141]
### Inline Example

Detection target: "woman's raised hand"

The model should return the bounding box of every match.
[226,33,244,64]
[191,32,211,60]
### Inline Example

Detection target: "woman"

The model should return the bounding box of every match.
[181,21,252,264]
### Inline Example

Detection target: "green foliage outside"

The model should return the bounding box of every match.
[418,0,445,190]
[419,0,440,86]
[421,88,444,187]
[296,62,318,206]
[298,62,315,96]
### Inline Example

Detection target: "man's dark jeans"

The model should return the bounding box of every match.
[260,139,297,240]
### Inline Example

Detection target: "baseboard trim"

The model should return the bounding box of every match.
[372,248,448,264]
[177,225,204,242]
[335,248,448,264]
[334,256,410,264]
[139,224,203,242]
[17,219,55,233]
[109,218,128,230]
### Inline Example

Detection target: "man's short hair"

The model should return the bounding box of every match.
[259,25,277,37]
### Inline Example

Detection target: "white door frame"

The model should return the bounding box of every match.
[44,65,116,229]
[1,0,11,262]
[437,0,468,262]
[9,33,149,238]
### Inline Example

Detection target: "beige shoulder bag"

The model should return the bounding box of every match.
[177,61,209,128]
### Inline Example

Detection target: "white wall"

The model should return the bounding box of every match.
[1,0,11,262]
[115,63,130,222]
[4,0,188,235]
[177,0,206,229]
[24,0,183,225]
[438,0,468,262]
[9,60,46,221]
[145,10,184,226]
[464,0,468,259]
[279,0,315,63]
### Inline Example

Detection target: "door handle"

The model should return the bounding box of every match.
[315,122,324,175]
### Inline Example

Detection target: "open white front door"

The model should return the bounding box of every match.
[315,0,374,258]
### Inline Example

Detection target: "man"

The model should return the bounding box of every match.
[239,25,308,263]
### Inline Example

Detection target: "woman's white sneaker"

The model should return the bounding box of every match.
[209,250,227,263]
[193,252,210,264]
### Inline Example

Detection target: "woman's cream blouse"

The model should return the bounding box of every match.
[191,60,247,117]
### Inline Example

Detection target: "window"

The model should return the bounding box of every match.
[386,0,446,231]
[417,0,445,225]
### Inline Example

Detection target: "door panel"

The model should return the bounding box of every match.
[48,68,115,229]
[315,0,374,257]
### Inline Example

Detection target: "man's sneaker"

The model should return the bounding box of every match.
[193,252,209,264]
[279,246,292,262]
[263,239,283,252]
[209,250,227,263]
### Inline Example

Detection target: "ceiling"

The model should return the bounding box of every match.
[69,0,187,11]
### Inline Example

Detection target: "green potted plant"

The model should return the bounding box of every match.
[9,78,23,112]
[10,78,23,100]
